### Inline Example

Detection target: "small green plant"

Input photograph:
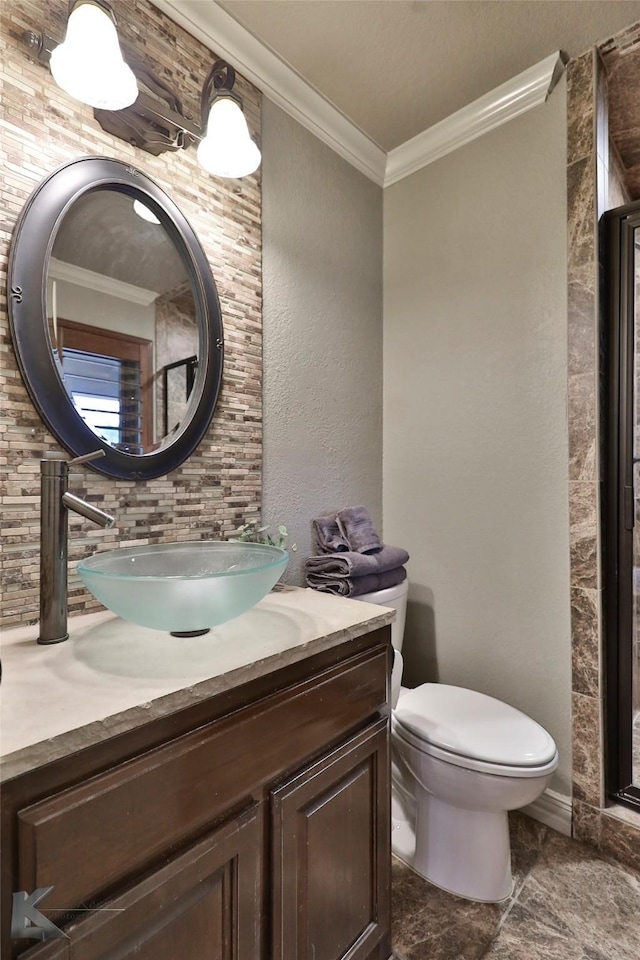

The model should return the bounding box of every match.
[233,518,296,551]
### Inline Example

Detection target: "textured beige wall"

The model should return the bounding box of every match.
[383,79,572,795]
[0,0,262,627]
[261,100,383,584]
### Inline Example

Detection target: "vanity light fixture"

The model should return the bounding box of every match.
[133,199,161,224]
[21,9,260,178]
[49,0,137,110]
[197,61,261,178]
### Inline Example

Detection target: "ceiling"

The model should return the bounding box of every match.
[54,192,188,295]
[218,0,640,151]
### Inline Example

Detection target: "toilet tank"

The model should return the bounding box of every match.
[354,579,408,651]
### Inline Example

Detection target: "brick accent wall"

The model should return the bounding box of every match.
[0,0,262,627]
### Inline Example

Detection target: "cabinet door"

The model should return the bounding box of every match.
[16,804,263,960]
[9,937,68,960]
[272,719,390,960]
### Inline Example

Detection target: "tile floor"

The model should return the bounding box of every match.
[392,812,640,959]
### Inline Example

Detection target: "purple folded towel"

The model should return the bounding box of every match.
[313,515,349,553]
[305,544,409,578]
[306,566,407,598]
[336,505,381,554]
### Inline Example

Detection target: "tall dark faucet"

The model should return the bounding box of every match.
[38,451,115,645]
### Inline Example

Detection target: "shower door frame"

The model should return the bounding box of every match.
[604,199,640,811]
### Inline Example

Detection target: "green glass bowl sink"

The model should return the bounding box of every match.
[77,541,289,634]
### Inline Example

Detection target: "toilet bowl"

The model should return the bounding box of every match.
[354,579,558,903]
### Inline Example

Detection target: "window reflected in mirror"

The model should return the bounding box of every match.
[56,320,151,452]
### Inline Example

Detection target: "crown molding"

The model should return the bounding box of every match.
[49,258,159,306]
[152,0,387,185]
[384,51,566,187]
[151,3,565,190]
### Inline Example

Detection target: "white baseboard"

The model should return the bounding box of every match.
[521,788,572,837]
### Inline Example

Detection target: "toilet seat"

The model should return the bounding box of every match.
[392,718,558,778]
[393,683,558,778]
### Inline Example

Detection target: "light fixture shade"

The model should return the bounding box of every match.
[196,97,261,178]
[50,1,137,110]
[133,198,160,224]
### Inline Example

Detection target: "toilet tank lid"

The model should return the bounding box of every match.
[394,683,557,767]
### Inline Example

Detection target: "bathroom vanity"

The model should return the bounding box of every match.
[0,587,393,960]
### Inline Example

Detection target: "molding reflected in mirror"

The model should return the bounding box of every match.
[7,156,224,480]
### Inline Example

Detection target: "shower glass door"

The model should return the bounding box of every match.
[605,202,640,809]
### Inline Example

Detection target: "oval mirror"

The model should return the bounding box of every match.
[7,156,223,480]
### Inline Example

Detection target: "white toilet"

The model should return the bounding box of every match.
[355,579,558,903]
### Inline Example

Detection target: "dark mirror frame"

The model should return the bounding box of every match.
[7,156,224,480]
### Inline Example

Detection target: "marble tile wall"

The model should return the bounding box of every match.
[566,49,604,816]
[600,23,640,200]
[0,0,263,628]
[567,39,640,869]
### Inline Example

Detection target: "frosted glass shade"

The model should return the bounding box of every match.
[50,1,137,110]
[197,98,261,178]
[77,541,289,631]
[133,199,160,224]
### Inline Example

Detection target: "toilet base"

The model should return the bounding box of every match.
[413,788,513,902]
[391,790,416,865]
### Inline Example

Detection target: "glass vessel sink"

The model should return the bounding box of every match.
[77,541,289,634]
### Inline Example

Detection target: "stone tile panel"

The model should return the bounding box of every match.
[483,901,610,959]
[513,832,640,958]
[567,156,597,271]
[568,482,599,590]
[572,799,602,848]
[572,691,603,806]
[567,51,595,166]
[567,267,596,378]
[570,586,600,697]
[568,373,596,481]
[600,808,640,873]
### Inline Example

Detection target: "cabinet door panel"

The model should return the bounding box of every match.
[272,719,390,960]
[12,939,68,960]
[63,804,262,960]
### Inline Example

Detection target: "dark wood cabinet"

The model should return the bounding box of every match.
[18,805,263,960]
[2,630,392,960]
[272,719,390,960]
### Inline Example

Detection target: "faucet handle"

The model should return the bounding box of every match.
[68,450,106,466]
[40,449,106,479]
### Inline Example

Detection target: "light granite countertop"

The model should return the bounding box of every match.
[0,586,393,782]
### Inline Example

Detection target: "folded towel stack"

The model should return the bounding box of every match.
[306,506,409,597]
